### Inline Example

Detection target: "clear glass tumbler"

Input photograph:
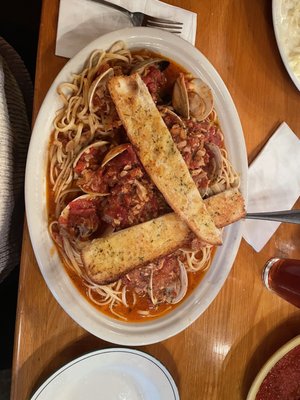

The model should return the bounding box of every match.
[262,258,300,308]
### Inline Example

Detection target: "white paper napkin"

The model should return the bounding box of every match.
[242,122,300,252]
[56,0,197,59]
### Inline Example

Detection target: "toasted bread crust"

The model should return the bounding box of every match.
[82,188,245,284]
[82,213,191,284]
[205,188,246,228]
[108,74,221,246]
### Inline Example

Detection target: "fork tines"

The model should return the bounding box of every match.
[146,15,183,33]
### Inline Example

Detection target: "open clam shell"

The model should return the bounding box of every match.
[168,260,188,304]
[160,107,186,128]
[88,67,114,113]
[131,58,169,75]
[73,141,109,172]
[101,143,131,168]
[172,74,214,121]
[59,194,102,240]
[73,141,110,195]
[172,74,189,118]
[205,142,222,185]
[188,78,214,121]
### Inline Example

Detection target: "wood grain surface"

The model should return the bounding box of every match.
[11,0,300,399]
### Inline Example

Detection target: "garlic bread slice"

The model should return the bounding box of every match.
[82,213,191,285]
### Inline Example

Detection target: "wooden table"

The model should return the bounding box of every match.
[11,0,300,399]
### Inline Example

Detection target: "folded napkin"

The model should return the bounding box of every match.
[56,0,197,58]
[242,122,300,252]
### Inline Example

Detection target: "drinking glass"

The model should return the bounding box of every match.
[262,258,300,308]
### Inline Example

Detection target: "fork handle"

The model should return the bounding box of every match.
[245,210,300,224]
[91,0,131,18]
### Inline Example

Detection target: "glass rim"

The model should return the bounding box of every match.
[262,258,281,290]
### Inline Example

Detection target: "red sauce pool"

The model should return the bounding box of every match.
[256,345,300,400]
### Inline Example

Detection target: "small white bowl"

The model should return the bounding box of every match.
[25,27,247,345]
[247,335,300,399]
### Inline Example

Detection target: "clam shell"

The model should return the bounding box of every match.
[88,68,114,113]
[131,58,169,75]
[188,78,214,121]
[168,260,188,304]
[160,107,186,128]
[101,143,131,168]
[60,194,102,239]
[172,75,214,121]
[73,141,109,170]
[172,74,189,119]
[205,142,222,184]
[59,194,101,239]
[60,194,98,220]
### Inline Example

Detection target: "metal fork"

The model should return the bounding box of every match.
[91,0,183,33]
[245,210,300,224]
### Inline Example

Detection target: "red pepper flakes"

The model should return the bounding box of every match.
[256,345,300,400]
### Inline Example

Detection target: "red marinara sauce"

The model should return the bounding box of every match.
[256,345,300,400]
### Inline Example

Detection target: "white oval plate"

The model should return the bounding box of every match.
[272,0,300,91]
[30,348,179,400]
[25,27,248,345]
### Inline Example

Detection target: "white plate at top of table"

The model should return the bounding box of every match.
[272,0,300,91]
[30,348,179,400]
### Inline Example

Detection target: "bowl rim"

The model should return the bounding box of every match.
[25,26,248,345]
[247,335,300,399]
[30,348,180,399]
[272,0,300,92]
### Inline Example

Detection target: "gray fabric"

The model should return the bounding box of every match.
[0,369,11,400]
[0,38,32,283]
